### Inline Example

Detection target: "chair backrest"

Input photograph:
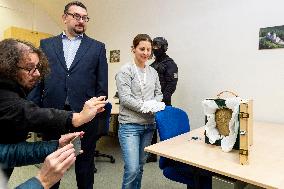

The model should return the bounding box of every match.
[96,102,112,137]
[155,106,190,141]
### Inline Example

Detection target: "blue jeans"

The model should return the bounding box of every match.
[119,123,156,189]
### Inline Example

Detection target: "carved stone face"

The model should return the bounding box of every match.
[215,108,233,136]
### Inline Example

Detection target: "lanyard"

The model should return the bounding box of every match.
[134,62,147,89]
[134,62,147,100]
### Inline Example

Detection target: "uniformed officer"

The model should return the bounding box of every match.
[151,37,178,106]
[147,37,178,163]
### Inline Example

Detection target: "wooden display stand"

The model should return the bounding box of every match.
[204,91,253,165]
[239,100,253,165]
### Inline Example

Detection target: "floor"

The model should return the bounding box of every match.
[8,135,186,189]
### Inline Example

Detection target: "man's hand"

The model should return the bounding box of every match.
[36,144,76,189]
[72,96,107,127]
[58,132,84,148]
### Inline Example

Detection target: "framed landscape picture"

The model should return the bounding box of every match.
[259,25,284,50]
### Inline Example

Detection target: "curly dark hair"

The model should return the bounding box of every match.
[0,38,49,81]
[64,1,87,14]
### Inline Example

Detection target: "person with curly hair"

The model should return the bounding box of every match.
[0,38,107,186]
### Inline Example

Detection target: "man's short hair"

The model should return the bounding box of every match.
[0,39,49,81]
[64,1,87,14]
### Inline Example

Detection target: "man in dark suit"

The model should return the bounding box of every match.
[28,1,108,189]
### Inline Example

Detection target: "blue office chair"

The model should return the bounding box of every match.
[94,103,115,173]
[155,106,212,189]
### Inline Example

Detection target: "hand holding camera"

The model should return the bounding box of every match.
[72,96,107,127]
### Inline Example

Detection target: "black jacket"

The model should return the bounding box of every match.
[0,78,72,144]
[151,56,178,105]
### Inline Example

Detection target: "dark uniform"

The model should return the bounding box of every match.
[147,37,178,163]
[151,56,178,106]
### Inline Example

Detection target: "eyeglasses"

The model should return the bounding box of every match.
[65,12,90,22]
[17,65,40,75]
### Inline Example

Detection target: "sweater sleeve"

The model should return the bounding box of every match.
[115,69,144,112]
[153,69,163,102]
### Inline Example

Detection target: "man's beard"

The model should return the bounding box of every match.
[73,26,85,35]
[17,79,35,93]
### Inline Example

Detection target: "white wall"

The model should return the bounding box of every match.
[91,0,284,129]
[0,0,61,39]
[1,0,284,129]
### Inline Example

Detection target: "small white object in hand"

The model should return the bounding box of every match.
[140,100,165,113]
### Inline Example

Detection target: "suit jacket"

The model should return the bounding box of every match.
[28,33,108,112]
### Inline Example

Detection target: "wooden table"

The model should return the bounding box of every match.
[145,122,284,189]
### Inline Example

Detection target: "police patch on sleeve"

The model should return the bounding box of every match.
[173,73,178,79]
